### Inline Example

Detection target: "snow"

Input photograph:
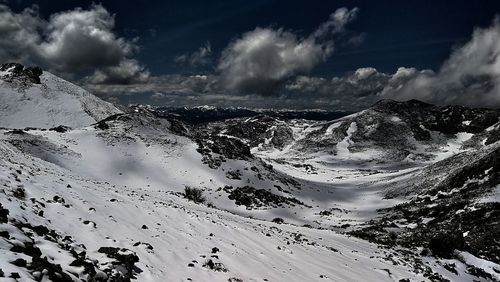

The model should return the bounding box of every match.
[0,65,15,77]
[390,116,402,123]
[0,135,428,281]
[458,252,500,280]
[432,132,474,162]
[0,71,121,128]
[478,184,500,203]
[325,121,342,135]
[336,122,357,158]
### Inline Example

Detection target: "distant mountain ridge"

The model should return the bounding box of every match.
[156,105,351,123]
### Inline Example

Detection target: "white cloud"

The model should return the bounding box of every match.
[382,18,500,107]
[85,59,150,84]
[312,7,359,39]
[174,42,212,66]
[216,7,359,94]
[0,4,148,84]
[284,18,500,110]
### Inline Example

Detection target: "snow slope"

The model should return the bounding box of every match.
[0,63,121,129]
[0,130,438,282]
[0,109,497,281]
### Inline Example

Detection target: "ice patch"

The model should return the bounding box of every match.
[390,116,402,123]
[325,121,342,135]
[336,122,357,157]
[458,252,500,280]
[478,184,500,204]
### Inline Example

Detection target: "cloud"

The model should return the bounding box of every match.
[382,18,500,107]
[284,18,500,110]
[88,15,500,110]
[0,4,148,84]
[174,42,212,66]
[216,7,359,95]
[86,67,388,110]
[85,59,150,84]
[312,7,359,39]
[285,68,391,110]
[84,74,218,97]
[0,5,42,63]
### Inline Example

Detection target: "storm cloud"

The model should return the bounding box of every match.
[0,4,148,83]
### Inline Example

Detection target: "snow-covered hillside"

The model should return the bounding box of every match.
[0,63,121,129]
[0,68,499,281]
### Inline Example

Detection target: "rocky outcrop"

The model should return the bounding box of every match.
[0,63,43,84]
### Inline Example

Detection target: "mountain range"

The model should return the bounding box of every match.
[0,63,499,281]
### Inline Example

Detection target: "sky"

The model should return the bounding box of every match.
[2,0,500,110]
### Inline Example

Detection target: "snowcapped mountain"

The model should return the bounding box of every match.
[0,63,121,129]
[0,66,499,281]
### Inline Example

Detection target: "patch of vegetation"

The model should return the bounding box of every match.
[183,186,206,204]
[223,185,306,209]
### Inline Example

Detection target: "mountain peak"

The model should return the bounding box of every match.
[0,64,121,129]
[0,62,43,84]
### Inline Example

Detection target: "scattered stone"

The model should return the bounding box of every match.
[272,217,284,224]
[10,258,27,267]
[202,259,227,272]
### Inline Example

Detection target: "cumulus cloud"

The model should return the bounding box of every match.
[0,4,148,84]
[216,7,359,95]
[0,5,42,63]
[283,18,500,110]
[285,68,391,109]
[382,18,500,107]
[174,42,212,66]
[90,16,500,110]
[85,59,150,84]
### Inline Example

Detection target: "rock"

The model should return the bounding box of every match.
[49,126,71,133]
[0,63,43,84]
[202,259,227,272]
[272,217,284,224]
[429,231,464,258]
[0,204,9,223]
[10,258,27,267]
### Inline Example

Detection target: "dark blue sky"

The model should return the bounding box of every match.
[9,0,500,77]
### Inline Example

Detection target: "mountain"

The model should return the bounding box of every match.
[156,106,349,123]
[0,63,121,129]
[0,66,499,281]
